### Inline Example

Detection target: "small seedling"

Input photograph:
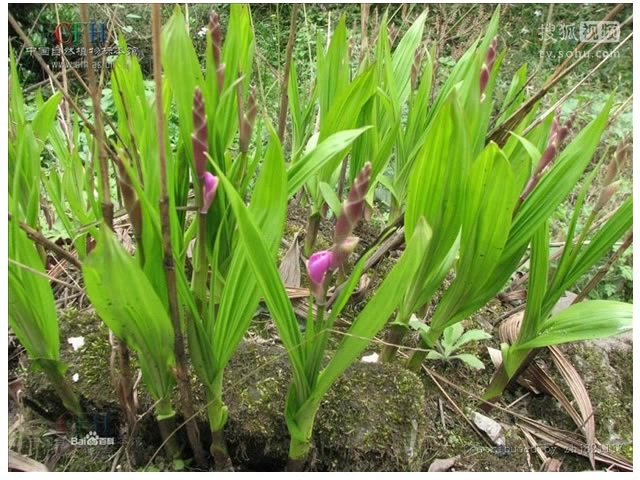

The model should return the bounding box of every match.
[409,317,491,370]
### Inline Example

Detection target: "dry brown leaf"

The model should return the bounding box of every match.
[497,304,596,469]
[278,232,301,288]
[541,458,563,472]
[9,450,48,472]
[519,416,632,471]
[549,346,596,469]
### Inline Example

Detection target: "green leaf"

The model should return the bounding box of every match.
[453,329,492,350]
[451,354,486,370]
[82,225,176,403]
[309,219,432,402]
[214,164,310,400]
[318,182,342,217]
[514,301,632,350]
[507,96,614,257]
[517,222,549,345]
[8,221,59,365]
[426,351,445,361]
[213,125,288,370]
[431,142,516,331]
[287,127,370,197]
[443,323,464,348]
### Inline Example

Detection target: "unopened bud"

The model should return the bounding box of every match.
[330,235,360,270]
[334,162,372,244]
[209,10,222,67]
[191,87,208,178]
[479,65,490,96]
[603,158,618,187]
[216,63,225,95]
[116,155,142,238]
[533,143,558,176]
[594,181,620,213]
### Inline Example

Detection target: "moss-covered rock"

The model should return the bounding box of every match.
[22,311,431,471]
[224,342,430,471]
[565,334,633,460]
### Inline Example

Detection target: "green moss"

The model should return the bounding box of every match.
[223,342,431,471]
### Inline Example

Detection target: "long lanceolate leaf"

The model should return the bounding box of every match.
[429,143,517,334]
[8,222,60,369]
[303,220,431,407]
[83,225,176,415]
[213,126,288,371]
[287,127,370,198]
[401,91,470,317]
[544,197,632,315]
[214,166,310,402]
[513,301,632,351]
[472,95,614,308]
[8,220,81,414]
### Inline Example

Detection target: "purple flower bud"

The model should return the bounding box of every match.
[307,250,333,285]
[114,153,142,239]
[209,10,222,67]
[603,158,618,187]
[594,181,620,213]
[533,143,557,177]
[334,162,371,244]
[479,65,490,96]
[216,63,226,95]
[330,236,359,271]
[192,87,208,178]
[200,172,218,214]
[486,47,496,70]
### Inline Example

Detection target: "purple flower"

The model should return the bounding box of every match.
[200,172,218,214]
[307,250,333,285]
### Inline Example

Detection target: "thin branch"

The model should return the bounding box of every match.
[278,4,299,142]
[8,258,85,294]
[9,214,82,270]
[573,231,633,303]
[151,4,207,467]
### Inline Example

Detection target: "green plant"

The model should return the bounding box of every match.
[216,156,431,469]
[8,219,82,416]
[409,319,491,370]
[482,137,633,403]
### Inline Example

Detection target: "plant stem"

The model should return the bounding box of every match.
[206,377,233,471]
[277,4,299,142]
[152,5,206,467]
[304,212,321,256]
[210,430,232,471]
[192,212,209,310]
[405,326,440,371]
[8,214,82,270]
[388,196,403,226]
[480,348,540,412]
[80,4,135,434]
[44,363,82,416]
[379,323,408,363]
[286,437,311,471]
[156,416,182,460]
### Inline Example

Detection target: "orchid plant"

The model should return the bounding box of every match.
[216,157,430,470]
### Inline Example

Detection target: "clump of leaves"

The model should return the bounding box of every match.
[409,318,491,370]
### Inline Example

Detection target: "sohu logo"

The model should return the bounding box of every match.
[54,21,106,45]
